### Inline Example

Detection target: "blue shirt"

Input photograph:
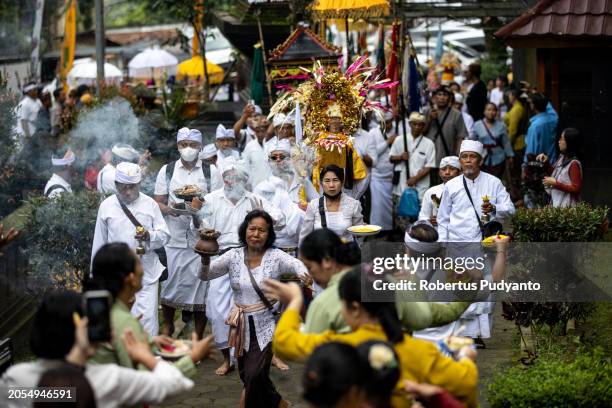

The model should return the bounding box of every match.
[471,120,514,167]
[524,103,558,164]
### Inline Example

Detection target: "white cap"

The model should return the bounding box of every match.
[177,127,203,144]
[111,144,140,162]
[460,140,484,156]
[269,138,292,154]
[115,162,142,184]
[439,156,461,170]
[221,157,249,179]
[215,124,235,140]
[200,143,217,160]
[454,93,464,104]
[51,149,75,166]
[272,113,287,128]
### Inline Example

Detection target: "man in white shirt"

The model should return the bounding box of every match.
[453,93,475,140]
[418,156,461,226]
[390,112,436,200]
[437,140,515,243]
[369,111,397,231]
[197,157,285,375]
[14,82,42,149]
[265,113,295,151]
[154,128,210,339]
[97,143,141,195]
[215,124,240,174]
[199,143,224,191]
[92,162,171,336]
[44,147,75,199]
[233,102,263,151]
[242,116,272,188]
[349,122,378,202]
[436,140,515,344]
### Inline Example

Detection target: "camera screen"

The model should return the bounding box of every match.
[86,296,111,342]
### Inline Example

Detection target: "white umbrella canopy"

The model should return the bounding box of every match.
[128,47,178,78]
[67,60,123,88]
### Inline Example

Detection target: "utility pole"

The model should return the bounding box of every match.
[95,0,105,98]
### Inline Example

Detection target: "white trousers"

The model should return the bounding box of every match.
[369,175,393,230]
[132,280,159,336]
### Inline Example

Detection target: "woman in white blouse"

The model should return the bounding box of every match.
[200,210,309,408]
[299,164,365,244]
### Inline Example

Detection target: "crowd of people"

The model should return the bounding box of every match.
[1,58,586,408]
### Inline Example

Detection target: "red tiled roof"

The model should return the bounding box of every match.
[496,0,612,39]
[268,26,340,61]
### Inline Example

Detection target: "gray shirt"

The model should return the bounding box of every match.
[423,106,468,166]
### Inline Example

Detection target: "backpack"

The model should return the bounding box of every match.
[397,187,420,218]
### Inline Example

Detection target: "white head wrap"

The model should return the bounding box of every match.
[23,83,37,93]
[111,143,140,162]
[177,127,203,144]
[404,222,442,254]
[51,149,75,167]
[200,143,217,160]
[253,105,263,115]
[460,140,484,157]
[254,180,275,195]
[272,113,287,128]
[221,157,249,180]
[408,112,426,123]
[115,162,142,184]
[215,124,235,140]
[439,156,461,170]
[284,112,295,126]
[269,138,292,154]
[384,110,394,121]
[454,93,464,104]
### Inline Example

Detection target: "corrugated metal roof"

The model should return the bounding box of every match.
[496,0,612,39]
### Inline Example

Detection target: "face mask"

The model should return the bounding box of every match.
[323,190,342,199]
[179,147,199,162]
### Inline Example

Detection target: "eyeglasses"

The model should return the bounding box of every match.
[269,155,287,161]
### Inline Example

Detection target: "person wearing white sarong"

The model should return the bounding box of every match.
[348,125,378,200]
[97,143,141,195]
[369,112,397,231]
[418,156,461,227]
[243,116,272,188]
[92,162,170,336]
[215,124,241,175]
[196,157,286,375]
[44,147,75,199]
[199,143,224,191]
[154,128,210,338]
[436,140,515,344]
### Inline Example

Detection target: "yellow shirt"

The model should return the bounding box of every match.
[273,309,478,408]
[504,102,527,151]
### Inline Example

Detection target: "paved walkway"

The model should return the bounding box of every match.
[157,303,517,408]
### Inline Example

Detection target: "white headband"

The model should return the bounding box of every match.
[222,157,249,179]
[24,83,37,93]
[115,162,142,184]
[51,149,75,166]
[112,144,140,162]
[269,138,291,155]
[253,105,263,115]
[460,140,484,156]
[272,113,287,128]
[177,127,203,144]
[439,156,461,170]
[200,143,217,160]
[404,231,442,254]
[215,124,235,140]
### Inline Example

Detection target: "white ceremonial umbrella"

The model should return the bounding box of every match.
[67,60,123,88]
[128,47,178,78]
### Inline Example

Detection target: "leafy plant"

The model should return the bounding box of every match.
[22,191,102,292]
[488,347,612,408]
[511,203,609,243]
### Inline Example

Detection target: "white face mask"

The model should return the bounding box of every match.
[179,147,199,162]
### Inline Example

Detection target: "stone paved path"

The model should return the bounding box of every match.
[157,303,517,408]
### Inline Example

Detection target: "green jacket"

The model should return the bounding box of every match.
[89,301,197,378]
[303,270,471,334]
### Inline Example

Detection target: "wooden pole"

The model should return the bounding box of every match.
[94,0,105,98]
[345,17,350,67]
[255,10,273,107]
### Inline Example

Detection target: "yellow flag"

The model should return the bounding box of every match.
[192,0,205,57]
[59,0,77,91]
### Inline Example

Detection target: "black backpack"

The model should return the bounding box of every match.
[165,160,211,193]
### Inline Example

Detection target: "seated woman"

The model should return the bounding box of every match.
[199,209,310,408]
[0,290,205,408]
[266,267,479,408]
[84,243,211,377]
[299,165,364,245]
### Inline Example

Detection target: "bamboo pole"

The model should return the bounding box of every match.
[255,10,273,107]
